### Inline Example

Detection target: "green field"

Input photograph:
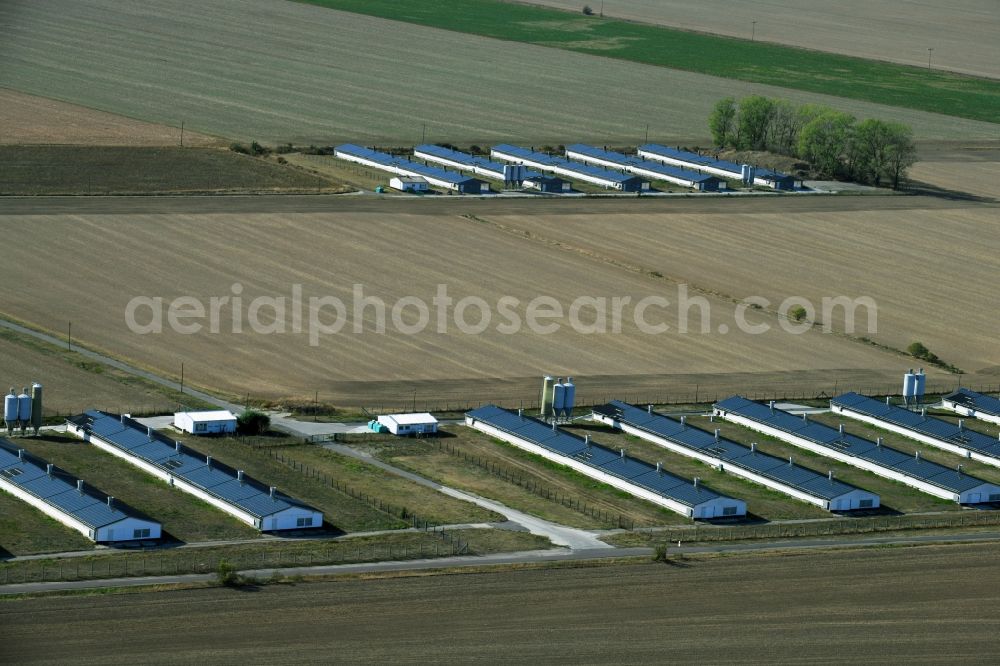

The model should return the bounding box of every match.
[305,0,1000,123]
[0,147,342,195]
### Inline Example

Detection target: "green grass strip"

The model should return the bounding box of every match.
[298,0,1000,124]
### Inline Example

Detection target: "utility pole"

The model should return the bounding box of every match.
[67,321,72,351]
[644,124,649,144]
[180,121,185,147]
[600,0,604,17]
[751,20,757,42]
[421,123,426,144]
[180,362,184,396]
[927,47,934,70]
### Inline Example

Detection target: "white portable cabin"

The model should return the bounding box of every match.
[173,410,238,435]
[377,413,439,436]
[390,176,429,192]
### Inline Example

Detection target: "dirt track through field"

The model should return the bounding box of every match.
[1,0,996,144]
[524,0,1000,79]
[4,543,1000,663]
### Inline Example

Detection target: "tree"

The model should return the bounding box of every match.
[766,99,800,155]
[237,409,270,435]
[797,110,855,176]
[582,5,593,15]
[736,96,774,150]
[853,119,915,188]
[708,97,737,148]
[884,124,917,189]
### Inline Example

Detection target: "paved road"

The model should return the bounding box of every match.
[0,193,983,216]
[324,443,611,550]
[5,530,1000,596]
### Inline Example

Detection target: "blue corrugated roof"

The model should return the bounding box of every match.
[335,144,481,186]
[466,405,740,509]
[565,144,719,185]
[944,388,1000,418]
[639,144,792,182]
[715,396,989,493]
[0,439,152,530]
[832,392,1000,460]
[414,144,546,181]
[492,145,643,185]
[594,401,868,502]
[72,411,317,520]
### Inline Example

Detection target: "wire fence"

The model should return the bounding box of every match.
[436,439,636,530]
[263,448,447,533]
[317,383,1000,417]
[0,534,471,585]
[646,509,1000,545]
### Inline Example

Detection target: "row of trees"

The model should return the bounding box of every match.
[708,96,917,188]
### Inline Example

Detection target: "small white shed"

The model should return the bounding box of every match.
[377,413,438,436]
[174,410,238,435]
[390,176,429,192]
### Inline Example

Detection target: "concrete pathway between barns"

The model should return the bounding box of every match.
[323,443,612,550]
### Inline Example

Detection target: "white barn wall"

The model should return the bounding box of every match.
[565,149,701,188]
[70,423,263,529]
[831,404,1000,469]
[96,517,162,542]
[941,400,1000,426]
[466,417,745,518]
[713,409,962,502]
[592,412,878,510]
[0,476,98,540]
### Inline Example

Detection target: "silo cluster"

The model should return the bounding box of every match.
[4,382,43,435]
[902,369,926,405]
[539,375,576,421]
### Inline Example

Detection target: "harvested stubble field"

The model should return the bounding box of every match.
[311,0,1000,122]
[0,211,924,406]
[5,544,1000,663]
[0,89,219,147]
[0,326,205,417]
[524,0,1000,79]
[0,146,341,195]
[480,204,1000,377]
[1,0,996,145]
[16,435,260,545]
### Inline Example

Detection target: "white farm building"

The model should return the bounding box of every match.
[466,405,746,519]
[378,413,438,436]
[390,176,429,192]
[0,440,161,542]
[174,410,237,435]
[68,411,323,531]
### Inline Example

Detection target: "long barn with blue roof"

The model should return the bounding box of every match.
[565,144,722,191]
[67,411,323,531]
[491,144,649,191]
[466,405,745,519]
[942,388,1000,427]
[831,392,1000,468]
[334,144,488,193]
[714,396,1000,504]
[638,144,795,190]
[592,401,879,511]
[0,438,161,542]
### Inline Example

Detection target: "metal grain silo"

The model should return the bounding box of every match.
[540,376,554,417]
[30,383,42,435]
[4,388,16,434]
[563,377,576,418]
[553,379,566,418]
[902,370,916,401]
[914,368,926,401]
[17,387,31,434]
